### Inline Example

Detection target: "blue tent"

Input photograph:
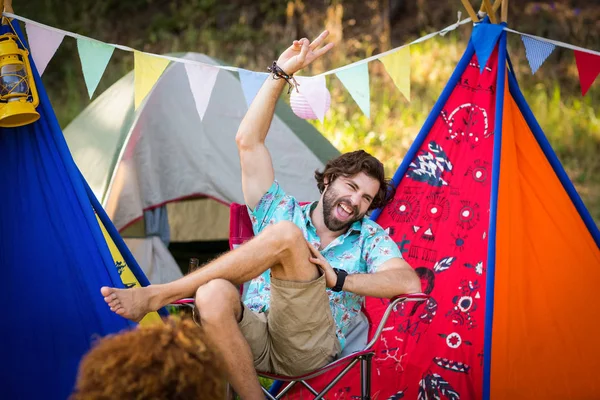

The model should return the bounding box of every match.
[0,22,160,399]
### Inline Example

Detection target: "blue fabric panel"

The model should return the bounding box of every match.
[482,28,508,400]
[0,23,133,399]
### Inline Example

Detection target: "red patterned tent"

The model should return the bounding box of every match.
[287,21,600,400]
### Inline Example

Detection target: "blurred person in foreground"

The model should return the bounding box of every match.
[71,318,225,400]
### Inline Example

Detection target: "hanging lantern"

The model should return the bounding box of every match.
[0,31,40,128]
[290,87,331,121]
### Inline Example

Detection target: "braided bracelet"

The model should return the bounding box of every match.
[267,61,299,94]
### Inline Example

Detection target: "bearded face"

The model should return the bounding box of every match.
[322,184,366,231]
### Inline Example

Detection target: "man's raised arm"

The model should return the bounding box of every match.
[235,32,334,209]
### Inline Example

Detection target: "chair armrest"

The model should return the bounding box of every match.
[169,298,195,308]
[364,293,430,350]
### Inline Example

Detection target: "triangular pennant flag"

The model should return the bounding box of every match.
[294,76,330,123]
[134,51,170,109]
[238,70,269,107]
[335,63,371,118]
[185,63,220,120]
[574,50,600,96]
[521,36,555,75]
[380,46,411,101]
[77,38,115,98]
[471,23,504,73]
[25,23,65,76]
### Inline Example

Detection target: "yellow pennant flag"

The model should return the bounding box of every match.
[96,213,162,325]
[134,51,170,109]
[380,46,411,101]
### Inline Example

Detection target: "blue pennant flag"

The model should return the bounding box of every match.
[471,23,504,73]
[521,36,556,75]
[239,70,269,107]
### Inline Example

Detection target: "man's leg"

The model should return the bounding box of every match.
[194,279,264,400]
[101,221,320,321]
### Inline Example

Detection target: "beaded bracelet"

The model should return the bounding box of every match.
[267,61,299,94]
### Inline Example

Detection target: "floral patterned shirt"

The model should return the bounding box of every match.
[244,181,403,350]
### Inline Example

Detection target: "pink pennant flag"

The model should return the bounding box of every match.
[574,50,600,96]
[25,23,65,76]
[185,63,220,120]
[292,76,330,123]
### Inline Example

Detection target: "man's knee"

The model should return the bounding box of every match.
[263,220,305,249]
[195,279,242,323]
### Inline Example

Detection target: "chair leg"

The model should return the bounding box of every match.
[360,354,373,400]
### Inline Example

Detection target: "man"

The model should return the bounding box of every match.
[101,31,421,400]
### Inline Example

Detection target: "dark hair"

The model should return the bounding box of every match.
[314,150,395,211]
[71,318,225,400]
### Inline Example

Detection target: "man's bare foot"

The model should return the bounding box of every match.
[100,286,156,322]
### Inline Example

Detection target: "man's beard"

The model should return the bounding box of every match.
[322,186,364,231]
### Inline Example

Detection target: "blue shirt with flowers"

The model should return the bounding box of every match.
[244,181,403,350]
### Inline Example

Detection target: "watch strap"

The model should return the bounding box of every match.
[332,268,348,292]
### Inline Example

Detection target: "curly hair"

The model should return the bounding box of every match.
[71,318,225,400]
[314,150,395,211]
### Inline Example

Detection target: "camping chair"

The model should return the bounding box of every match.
[171,203,428,400]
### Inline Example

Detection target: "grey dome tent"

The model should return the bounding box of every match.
[64,52,339,283]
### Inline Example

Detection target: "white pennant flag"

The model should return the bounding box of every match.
[294,76,330,123]
[25,23,65,76]
[185,64,220,120]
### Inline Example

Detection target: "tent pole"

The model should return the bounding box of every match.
[2,0,13,24]
[479,0,503,19]
[493,0,503,13]
[501,0,509,22]
[460,0,480,22]
[3,0,13,13]
[481,0,498,23]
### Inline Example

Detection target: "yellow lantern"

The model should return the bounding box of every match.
[0,31,40,127]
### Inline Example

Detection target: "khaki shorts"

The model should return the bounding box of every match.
[239,274,341,376]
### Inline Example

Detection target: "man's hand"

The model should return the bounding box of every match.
[277,31,335,76]
[307,242,337,288]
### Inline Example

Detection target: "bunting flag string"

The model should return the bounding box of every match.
[2,10,598,120]
[5,11,469,79]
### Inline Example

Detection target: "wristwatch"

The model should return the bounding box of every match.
[332,268,348,292]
